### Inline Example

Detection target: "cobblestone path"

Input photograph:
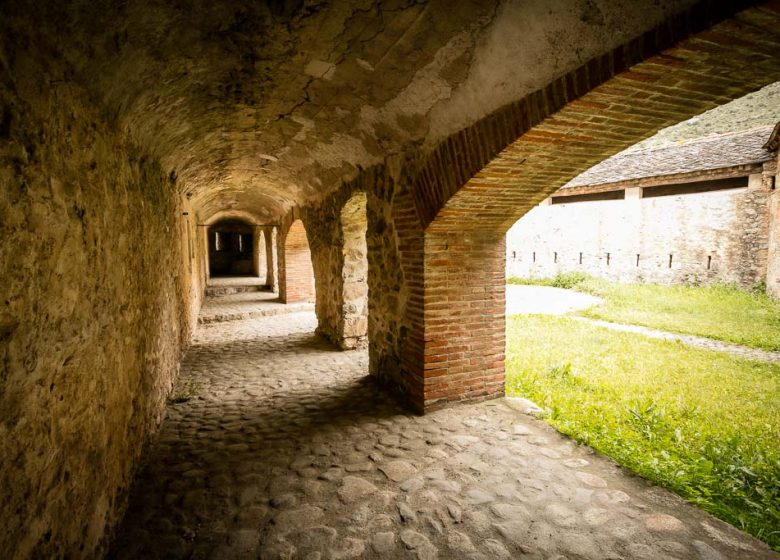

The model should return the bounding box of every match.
[574,317,780,363]
[506,285,780,363]
[110,311,778,559]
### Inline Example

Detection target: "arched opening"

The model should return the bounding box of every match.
[207,219,255,278]
[281,219,315,303]
[402,9,780,413]
[340,192,368,349]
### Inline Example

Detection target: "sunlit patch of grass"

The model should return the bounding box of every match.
[508,274,780,351]
[506,314,780,550]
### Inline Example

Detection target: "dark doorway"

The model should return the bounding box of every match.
[208,219,255,277]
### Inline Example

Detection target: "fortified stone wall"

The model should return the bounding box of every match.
[767,156,780,298]
[0,38,192,560]
[507,179,770,288]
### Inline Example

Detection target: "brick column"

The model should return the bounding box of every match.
[419,232,506,411]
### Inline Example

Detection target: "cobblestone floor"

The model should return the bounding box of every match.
[199,292,314,324]
[209,277,266,287]
[110,310,778,560]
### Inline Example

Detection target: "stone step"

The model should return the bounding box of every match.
[204,284,264,297]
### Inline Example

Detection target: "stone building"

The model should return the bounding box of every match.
[2,1,780,557]
[507,124,780,292]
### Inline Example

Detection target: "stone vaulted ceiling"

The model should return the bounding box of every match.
[4,0,702,223]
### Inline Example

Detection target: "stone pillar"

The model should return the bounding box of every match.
[624,186,643,283]
[201,226,211,283]
[737,172,771,288]
[766,158,780,298]
[268,227,278,291]
[340,193,369,349]
[256,229,267,284]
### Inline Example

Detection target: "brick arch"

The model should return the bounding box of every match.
[280,219,315,304]
[418,3,780,234]
[407,2,780,411]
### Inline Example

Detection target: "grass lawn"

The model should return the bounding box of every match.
[506,314,780,550]
[508,273,780,351]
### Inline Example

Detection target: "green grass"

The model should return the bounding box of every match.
[506,314,780,550]
[508,273,780,351]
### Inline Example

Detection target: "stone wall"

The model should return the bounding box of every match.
[340,193,369,349]
[268,227,278,291]
[767,155,780,298]
[258,228,266,286]
[0,43,192,560]
[506,176,771,288]
[303,185,370,350]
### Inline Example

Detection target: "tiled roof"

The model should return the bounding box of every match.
[563,126,777,189]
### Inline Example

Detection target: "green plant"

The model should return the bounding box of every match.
[168,380,202,403]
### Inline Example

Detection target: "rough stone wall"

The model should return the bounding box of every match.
[767,156,780,298]
[254,228,267,283]
[507,176,771,288]
[267,227,278,291]
[0,42,191,560]
[303,188,369,350]
[302,195,348,346]
[340,194,369,349]
[364,165,423,408]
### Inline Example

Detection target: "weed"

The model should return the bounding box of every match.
[168,380,202,403]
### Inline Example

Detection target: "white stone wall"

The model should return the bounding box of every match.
[766,154,780,298]
[506,177,770,288]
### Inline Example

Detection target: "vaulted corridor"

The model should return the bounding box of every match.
[3,0,780,557]
[108,303,774,559]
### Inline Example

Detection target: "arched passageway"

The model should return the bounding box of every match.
[3,0,780,557]
[280,219,315,304]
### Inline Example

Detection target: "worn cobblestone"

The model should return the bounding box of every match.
[110,309,778,559]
